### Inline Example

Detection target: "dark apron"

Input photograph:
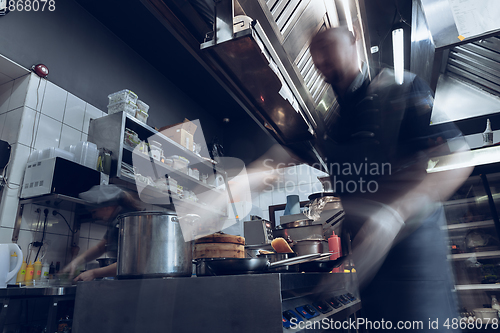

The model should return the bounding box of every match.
[359,206,460,332]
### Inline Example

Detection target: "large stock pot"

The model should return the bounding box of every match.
[117,211,192,278]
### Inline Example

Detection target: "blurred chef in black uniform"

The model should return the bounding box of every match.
[308,25,472,330]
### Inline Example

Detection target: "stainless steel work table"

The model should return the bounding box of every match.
[73,273,361,333]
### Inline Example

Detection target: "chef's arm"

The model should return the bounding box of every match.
[351,142,473,288]
[74,263,117,282]
[392,141,473,227]
[62,239,106,278]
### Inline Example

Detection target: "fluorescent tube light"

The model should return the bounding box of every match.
[342,0,354,32]
[392,28,404,85]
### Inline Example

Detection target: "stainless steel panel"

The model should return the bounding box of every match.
[88,111,125,178]
[297,48,311,72]
[267,0,279,11]
[432,74,500,124]
[449,53,500,83]
[451,48,500,73]
[276,0,301,32]
[73,273,359,333]
[419,0,458,49]
[410,0,436,86]
[270,0,289,21]
[205,31,313,142]
[213,0,234,44]
[448,65,500,95]
[282,0,325,62]
[73,275,284,333]
[419,0,500,49]
[460,43,500,63]
[444,34,500,97]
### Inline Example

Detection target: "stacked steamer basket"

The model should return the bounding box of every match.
[194,233,245,259]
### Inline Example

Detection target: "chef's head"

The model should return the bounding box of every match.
[89,205,119,222]
[80,185,143,221]
[310,26,360,89]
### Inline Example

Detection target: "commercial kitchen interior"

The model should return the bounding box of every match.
[1,0,500,332]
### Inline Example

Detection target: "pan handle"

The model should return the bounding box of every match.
[269,252,332,269]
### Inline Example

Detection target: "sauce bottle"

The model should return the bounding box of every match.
[483,119,493,146]
[328,232,342,273]
[33,259,42,280]
[25,261,34,286]
[49,262,55,279]
[16,260,27,285]
[41,263,50,280]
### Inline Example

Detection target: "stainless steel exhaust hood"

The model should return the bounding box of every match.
[140,0,347,164]
[198,0,340,144]
[140,0,370,167]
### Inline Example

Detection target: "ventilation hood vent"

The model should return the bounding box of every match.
[447,37,500,97]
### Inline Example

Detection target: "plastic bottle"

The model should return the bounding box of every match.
[483,119,493,146]
[33,259,42,281]
[49,262,55,279]
[8,252,19,285]
[41,263,50,280]
[328,231,342,273]
[492,295,500,312]
[25,261,34,286]
[16,260,27,284]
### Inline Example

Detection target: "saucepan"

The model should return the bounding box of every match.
[194,253,345,276]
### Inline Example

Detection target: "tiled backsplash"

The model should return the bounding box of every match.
[0,61,107,268]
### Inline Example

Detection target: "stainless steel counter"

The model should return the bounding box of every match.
[0,285,76,297]
[73,272,360,333]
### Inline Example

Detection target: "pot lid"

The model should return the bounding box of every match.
[117,210,176,219]
[308,192,339,201]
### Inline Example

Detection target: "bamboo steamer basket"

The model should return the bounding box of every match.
[194,233,245,259]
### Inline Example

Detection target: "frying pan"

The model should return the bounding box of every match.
[299,258,346,272]
[194,253,345,276]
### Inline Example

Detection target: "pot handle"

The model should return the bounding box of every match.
[269,252,331,268]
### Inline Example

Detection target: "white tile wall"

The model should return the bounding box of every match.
[24,74,47,112]
[40,81,67,121]
[83,104,104,134]
[0,62,106,270]
[5,143,31,186]
[0,81,13,115]
[88,223,107,240]
[59,124,82,148]
[0,186,21,228]
[34,114,62,150]
[0,227,14,243]
[0,113,6,140]
[8,75,30,111]
[79,222,90,239]
[63,93,86,131]
[2,107,23,144]
[18,107,40,147]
